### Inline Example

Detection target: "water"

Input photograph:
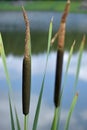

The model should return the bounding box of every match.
[0,12,87,32]
[0,12,87,130]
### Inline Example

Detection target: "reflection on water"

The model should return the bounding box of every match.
[1,31,87,56]
[0,52,87,130]
[0,12,87,33]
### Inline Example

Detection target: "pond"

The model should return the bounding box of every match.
[0,12,87,130]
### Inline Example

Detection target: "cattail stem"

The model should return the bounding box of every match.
[22,7,31,116]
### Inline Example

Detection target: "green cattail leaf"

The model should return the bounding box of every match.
[45,17,53,73]
[61,40,75,97]
[24,115,28,130]
[15,108,21,130]
[9,94,15,130]
[32,18,53,130]
[0,33,12,92]
[65,93,78,130]
[74,36,85,91]
[51,107,59,130]
[0,33,20,130]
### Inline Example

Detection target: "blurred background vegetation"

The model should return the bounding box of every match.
[0,0,85,13]
[0,0,82,1]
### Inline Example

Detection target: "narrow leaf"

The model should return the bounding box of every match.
[9,94,15,130]
[15,108,21,130]
[0,33,20,130]
[32,18,53,130]
[65,93,78,130]
[0,33,12,93]
[61,40,75,97]
[74,35,85,91]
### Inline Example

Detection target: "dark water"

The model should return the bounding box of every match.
[0,12,87,130]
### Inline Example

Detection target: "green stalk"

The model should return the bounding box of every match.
[24,115,28,130]
[51,107,59,130]
[65,93,78,130]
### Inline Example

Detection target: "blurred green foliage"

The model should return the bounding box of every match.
[2,30,87,56]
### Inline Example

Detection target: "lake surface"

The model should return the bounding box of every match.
[0,12,87,130]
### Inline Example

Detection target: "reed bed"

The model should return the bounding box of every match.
[0,0,86,130]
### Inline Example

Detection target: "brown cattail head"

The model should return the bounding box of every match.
[22,7,31,115]
[22,57,31,115]
[51,0,70,47]
[54,0,70,108]
[54,49,64,107]
[58,23,66,49]
[61,0,70,23]
[58,0,70,49]
[22,6,31,58]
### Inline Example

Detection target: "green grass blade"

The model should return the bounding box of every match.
[0,33,12,93]
[65,93,78,130]
[32,18,53,130]
[74,35,85,92]
[51,107,59,130]
[0,33,21,130]
[9,94,15,130]
[61,40,75,97]
[15,108,21,130]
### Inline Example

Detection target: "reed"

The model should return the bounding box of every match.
[54,0,70,108]
[22,7,31,116]
[51,1,70,130]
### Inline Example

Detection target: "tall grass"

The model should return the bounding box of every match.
[0,0,86,130]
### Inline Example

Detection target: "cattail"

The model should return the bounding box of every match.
[54,0,70,107]
[22,7,31,115]
[54,49,64,107]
